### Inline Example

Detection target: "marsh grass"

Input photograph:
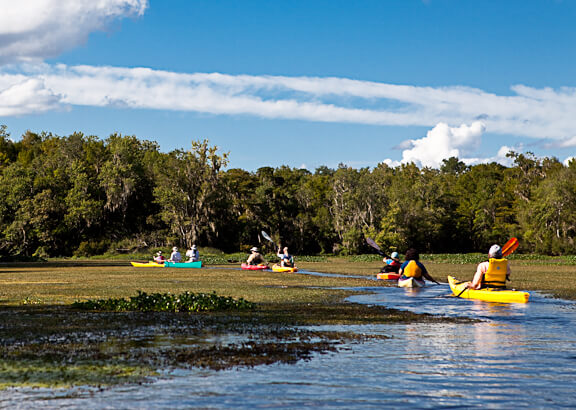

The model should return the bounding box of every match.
[0,255,574,389]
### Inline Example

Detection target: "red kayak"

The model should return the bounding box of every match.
[241,263,268,270]
[376,272,400,280]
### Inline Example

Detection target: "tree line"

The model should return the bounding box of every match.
[1,125,575,258]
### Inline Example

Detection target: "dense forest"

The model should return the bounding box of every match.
[1,124,575,258]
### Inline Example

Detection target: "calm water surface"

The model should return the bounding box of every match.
[3,271,576,408]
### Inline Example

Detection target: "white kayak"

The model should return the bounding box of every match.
[398,277,425,288]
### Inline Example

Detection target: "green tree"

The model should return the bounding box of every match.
[153,140,229,247]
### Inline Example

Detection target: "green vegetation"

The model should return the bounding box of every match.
[2,127,576,259]
[72,290,256,312]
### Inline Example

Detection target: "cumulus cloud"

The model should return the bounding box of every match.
[380,122,515,169]
[1,64,576,146]
[0,0,147,64]
[399,122,485,168]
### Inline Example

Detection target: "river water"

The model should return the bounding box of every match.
[3,271,576,408]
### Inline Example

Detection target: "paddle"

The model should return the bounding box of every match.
[502,237,519,257]
[365,237,388,258]
[456,238,520,297]
[261,230,277,248]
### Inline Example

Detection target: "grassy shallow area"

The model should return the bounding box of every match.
[0,255,574,389]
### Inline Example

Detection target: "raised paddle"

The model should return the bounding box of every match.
[365,237,388,258]
[502,237,519,257]
[456,238,520,297]
[261,230,277,249]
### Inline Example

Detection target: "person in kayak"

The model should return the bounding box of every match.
[168,246,182,263]
[153,251,165,263]
[380,251,401,273]
[398,248,439,284]
[277,246,294,267]
[468,244,511,289]
[246,247,267,265]
[186,244,200,262]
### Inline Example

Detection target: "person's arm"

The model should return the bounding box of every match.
[469,262,487,289]
[420,262,440,284]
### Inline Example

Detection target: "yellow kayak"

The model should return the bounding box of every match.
[130,261,164,267]
[272,264,298,273]
[448,275,529,303]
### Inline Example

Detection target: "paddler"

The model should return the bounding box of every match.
[380,251,401,273]
[185,244,200,262]
[168,246,182,263]
[468,244,511,289]
[277,246,294,267]
[398,248,439,284]
[246,247,267,266]
[153,251,165,263]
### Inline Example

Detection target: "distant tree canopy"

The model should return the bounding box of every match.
[1,126,575,257]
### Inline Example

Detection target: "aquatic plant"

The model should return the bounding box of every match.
[72,290,256,312]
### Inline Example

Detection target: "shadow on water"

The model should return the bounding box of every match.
[2,269,576,408]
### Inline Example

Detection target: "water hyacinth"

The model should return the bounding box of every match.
[72,290,256,312]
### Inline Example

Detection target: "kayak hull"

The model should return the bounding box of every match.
[241,263,268,270]
[398,277,425,288]
[164,261,202,268]
[448,275,529,303]
[272,264,298,272]
[131,261,164,267]
[377,272,400,280]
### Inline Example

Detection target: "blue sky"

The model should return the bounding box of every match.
[1,0,575,171]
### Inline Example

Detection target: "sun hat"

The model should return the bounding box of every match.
[172,247,178,251]
[391,251,399,259]
[250,247,259,252]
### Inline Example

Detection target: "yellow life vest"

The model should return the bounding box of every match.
[482,258,508,288]
[402,260,422,279]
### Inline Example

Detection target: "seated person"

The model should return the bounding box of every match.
[153,251,165,263]
[468,244,511,289]
[185,245,200,262]
[246,247,266,265]
[168,246,182,263]
[277,246,294,267]
[380,251,401,273]
[399,248,439,284]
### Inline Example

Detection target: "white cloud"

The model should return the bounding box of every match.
[380,122,516,169]
[399,122,485,168]
[0,0,147,64]
[0,75,62,115]
[543,135,576,148]
[2,64,576,145]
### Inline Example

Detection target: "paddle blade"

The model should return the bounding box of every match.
[261,231,273,242]
[365,237,381,251]
[502,237,519,257]
[365,237,386,256]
